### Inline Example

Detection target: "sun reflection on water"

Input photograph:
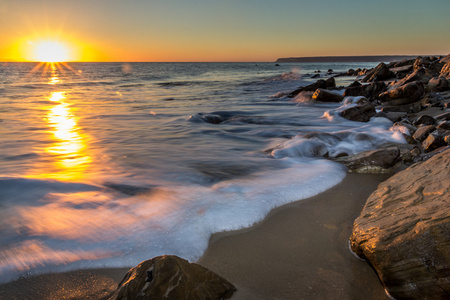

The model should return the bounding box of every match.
[40,90,92,181]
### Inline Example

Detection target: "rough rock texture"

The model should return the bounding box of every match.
[349,149,450,299]
[414,115,436,126]
[422,133,446,152]
[428,76,449,92]
[441,62,450,78]
[343,81,386,99]
[288,77,336,97]
[113,255,236,300]
[312,88,344,102]
[413,125,436,142]
[339,102,376,122]
[335,147,400,173]
[391,68,433,89]
[379,81,424,106]
[362,63,392,83]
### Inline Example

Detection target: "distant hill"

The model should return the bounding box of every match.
[276,55,420,63]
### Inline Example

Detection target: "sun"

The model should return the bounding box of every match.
[33,40,70,63]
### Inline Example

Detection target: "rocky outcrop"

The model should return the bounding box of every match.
[441,62,450,78]
[390,68,433,89]
[343,81,386,99]
[379,81,424,106]
[362,63,392,83]
[288,77,336,97]
[428,76,449,92]
[113,255,236,300]
[312,88,344,102]
[335,147,400,173]
[349,149,450,299]
[339,102,376,122]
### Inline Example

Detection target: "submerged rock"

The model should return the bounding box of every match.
[349,149,450,299]
[113,255,236,300]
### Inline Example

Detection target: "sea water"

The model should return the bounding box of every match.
[0,62,404,283]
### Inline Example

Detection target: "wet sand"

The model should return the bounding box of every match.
[0,173,390,300]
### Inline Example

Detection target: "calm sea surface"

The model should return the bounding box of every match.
[0,62,404,283]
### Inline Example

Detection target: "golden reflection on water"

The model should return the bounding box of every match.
[40,90,92,181]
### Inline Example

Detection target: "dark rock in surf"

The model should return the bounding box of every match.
[113,255,236,300]
[312,88,344,102]
[343,81,386,99]
[335,147,400,173]
[288,77,336,97]
[349,149,450,299]
[339,102,376,122]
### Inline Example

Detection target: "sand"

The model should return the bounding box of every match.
[0,173,390,300]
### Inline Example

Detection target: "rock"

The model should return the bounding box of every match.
[394,58,416,68]
[389,65,413,78]
[380,111,407,123]
[413,56,431,71]
[311,74,320,78]
[348,80,362,88]
[343,81,386,99]
[335,147,400,173]
[349,149,450,299]
[113,255,236,300]
[339,102,376,122]
[422,133,446,152]
[414,115,436,126]
[362,63,392,83]
[390,68,433,89]
[441,62,450,78]
[428,76,449,92]
[379,81,424,106]
[412,125,436,142]
[437,121,450,130]
[312,88,344,102]
[440,54,450,63]
[381,102,422,113]
[288,77,336,97]
[435,112,450,122]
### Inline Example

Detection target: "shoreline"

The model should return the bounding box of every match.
[0,172,390,299]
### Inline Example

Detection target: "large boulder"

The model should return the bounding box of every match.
[339,102,376,122]
[343,81,386,99]
[312,88,344,102]
[362,63,392,83]
[113,255,236,300]
[441,54,450,63]
[288,77,336,97]
[335,147,400,173]
[390,68,433,89]
[379,81,424,106]
[349,149,450,299]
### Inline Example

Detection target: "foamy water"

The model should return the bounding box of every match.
[0,61,404,283]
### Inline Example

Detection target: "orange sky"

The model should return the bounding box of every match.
[1,0,449,62]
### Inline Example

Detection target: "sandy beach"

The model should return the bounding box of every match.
[0,172,391,300]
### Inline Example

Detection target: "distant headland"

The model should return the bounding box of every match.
[275,55,421,63]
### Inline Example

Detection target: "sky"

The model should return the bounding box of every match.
[0,0,449,62]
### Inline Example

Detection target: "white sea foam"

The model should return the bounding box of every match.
[0,159,346,283]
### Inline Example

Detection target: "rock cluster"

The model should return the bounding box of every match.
[349,149,450,299]
[112,255,236,300]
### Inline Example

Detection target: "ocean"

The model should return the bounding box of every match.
[0,62,404,283]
